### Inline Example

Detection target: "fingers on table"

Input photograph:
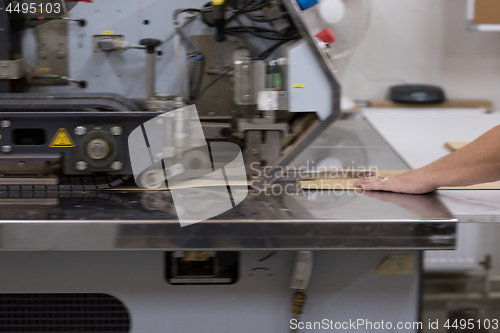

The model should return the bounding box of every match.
[355,176,384,185]
[355,176,392,191]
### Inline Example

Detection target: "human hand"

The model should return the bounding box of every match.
[355,169,438,194]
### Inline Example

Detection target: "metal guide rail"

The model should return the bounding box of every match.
[0,175,129,192]
[0,119,457,251]
[0,186,457,251]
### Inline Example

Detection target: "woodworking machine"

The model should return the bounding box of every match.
[0,1,457,332]
[0,0,340,190]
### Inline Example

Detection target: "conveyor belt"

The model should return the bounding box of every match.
[0,175,130,193]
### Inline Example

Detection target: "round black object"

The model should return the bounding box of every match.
[220,127,232,138]
[389,84,446,104]
[140,38,162,54]
[78,80,87,89]
[79,130,119,169]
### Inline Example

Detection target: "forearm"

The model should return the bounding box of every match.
[420,125,500,188]
[356,125,500,194]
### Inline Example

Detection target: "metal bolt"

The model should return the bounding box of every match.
[1,145,12,153]
[75,161,88,171]
[110,161,123,171]
[17,162,26,168]
[75,126,87,136]
[1,120,11,128]
[86,138,110,160]
[110,126,122,136]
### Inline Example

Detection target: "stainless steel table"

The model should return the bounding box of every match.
[0,120,457,251]
[0,120,450,333]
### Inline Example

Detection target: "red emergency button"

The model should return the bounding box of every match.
[315,28,336,44]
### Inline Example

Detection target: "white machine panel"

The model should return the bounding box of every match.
[0,251,420,333]
[287,41,332,121]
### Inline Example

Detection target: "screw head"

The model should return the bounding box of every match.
[110,126,122,136]
[75,126,87,136]
[17,162,26,168]
[110,161,123,171]
[1,145,12,153]
[251,148,260,156]
[75,161,88,171]
[86,138,110,160]
[1,120,11,128]
[0,63,7,67]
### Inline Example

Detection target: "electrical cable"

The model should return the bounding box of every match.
[173,9,206,52]
[177,0,297,103]
[191,40,288,104]
[257,39,288,59]
[246,13,281,23]
[234,0,271,14]
[188,57,206,102]
[193,59,206,100]
[173,8,208,103]
[229,14,298,41]
[194,67,233,104]
[224,26,284,34]
[226,0,274,25]
[163,13,198,43]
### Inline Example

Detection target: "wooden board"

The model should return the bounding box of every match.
[444,141,470,152]
[369,99,493,110]
[343,105,362,114]
[115,169,500,191]
[113,179,248,191]
[474,0,500,25]
[299,169,500,191]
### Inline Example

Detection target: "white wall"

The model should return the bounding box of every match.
[336,0,500,109]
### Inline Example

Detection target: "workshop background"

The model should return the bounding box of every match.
[339,0,500,108]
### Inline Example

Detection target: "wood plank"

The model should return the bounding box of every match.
[115,169,500,191]
[369,99,493,110]
[444,141,470,152]
[300,179,500,191]
[113,179,248,191]
[299,169,500,191]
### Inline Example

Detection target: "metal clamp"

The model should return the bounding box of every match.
[0,59,26,80]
